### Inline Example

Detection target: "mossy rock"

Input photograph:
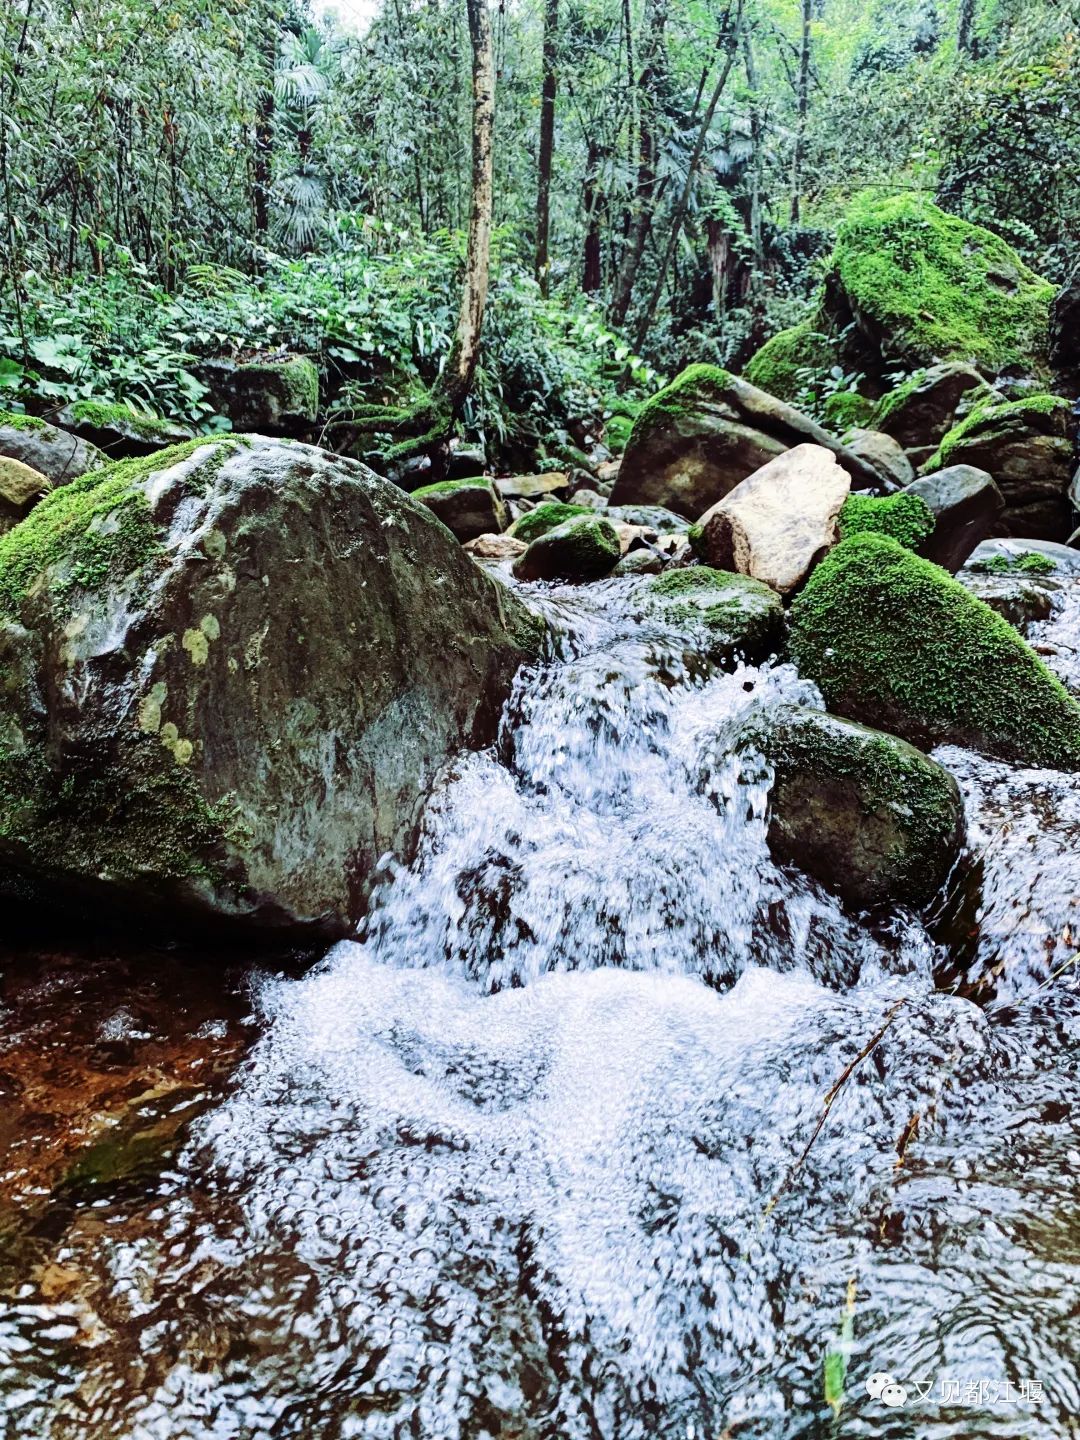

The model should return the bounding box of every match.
[0,437,542,938]
[412,477,509,542]
[508,501,595,544]
[743,320,834,406]
[56,400,193,458]
[789,533,1080,769]
[196,355,319,436]
[838,492,936,551]
[826,195,1054,375]
[822,390,876,434]
[921,393,1074,540]
[751,705,964,910]
[642,565,784,665]
[512,514,621,582]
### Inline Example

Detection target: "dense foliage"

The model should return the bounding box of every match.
[1,0,1075,452]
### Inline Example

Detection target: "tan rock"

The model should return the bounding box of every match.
[463,532,528,560]
[495,471,569,501]
[697,444,850,594]
[0,455,50,508]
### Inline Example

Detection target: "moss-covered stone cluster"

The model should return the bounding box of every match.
[790,532,1080,769]
[837,492,936,551]
[923,392,1069,473]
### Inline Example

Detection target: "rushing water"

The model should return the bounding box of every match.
[2,572,1080,1440]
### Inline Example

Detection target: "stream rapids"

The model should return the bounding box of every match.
[2,571,1079,1439]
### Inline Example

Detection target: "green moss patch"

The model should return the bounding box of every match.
[0,410,47,433]
[413,478,496,500]
[923,392,1069,473]
[823,391,876,433]
[513,514,621,582]
[509,500,595,544]
[838,492,936,551]
[66,399,186,441]
[743,319,833,405]
[968,551,1057,577]
[0,438,237,620]
[828,194,1054,373]
[789,532,1080,769]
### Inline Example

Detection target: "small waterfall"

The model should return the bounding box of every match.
[3,573,1080,1440]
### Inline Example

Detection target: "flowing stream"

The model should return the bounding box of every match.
[2,572,1080,1439]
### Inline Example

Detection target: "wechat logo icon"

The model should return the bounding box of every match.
[866,1371,909,1408]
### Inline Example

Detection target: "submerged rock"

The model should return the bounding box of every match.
[921,393,1074,540]
[196,356,319,436]
[513,515,621,582]
[905,465,1004,572]
[0,437,542,938]
[753,705,964,910]
[641,566,784,664]
[55,400,193,458]
[789,533,1080,770]
[608,365,879,519]
[695,444,849,595]
[412,477,510,541]
[0,410,104,486]
[957,540,1073,629]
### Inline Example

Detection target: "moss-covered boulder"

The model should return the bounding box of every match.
[789,533,1080,769]
[921,393,1074,540]
[508,500,595,544]
[0,457,50,535]
[412,478,509,542]
[751,705,964,910]
[641,566,784,664]
[837,492,936,551]
[56,400,193,458]
[0,437,542,938]
[609,365,880,519]
[512,514,621,582]
[196,355,319,436]
[743,196,1053,421]
[823,195,1054,376]
[0,410,104,487]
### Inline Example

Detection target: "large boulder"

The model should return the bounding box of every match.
[609,365,880,519]
[195,356,319,436]
[412,478,510,542]
[0,437,542,938]
[695,444,850,595]
[512,515,621,582]
[789,532,1080,770]
[54,400,193,458]
[641,566,784,664]
[0,457,50,535]
[872,363,992,466]
[921,394,1075,540]
[750,705,964,911]
[905,465,1004,572]
[820,195,1053,378]
[0,410,104,486]
[744,196,1052,426]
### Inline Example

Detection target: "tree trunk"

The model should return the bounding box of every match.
[581,140,604,293]
[958,0,976,56]
[790,0,812,224]
[534,0,558,295]
[253,20,276,257]
[443,0,495,412]
[608,0,667,327]
[632,8,741,351]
